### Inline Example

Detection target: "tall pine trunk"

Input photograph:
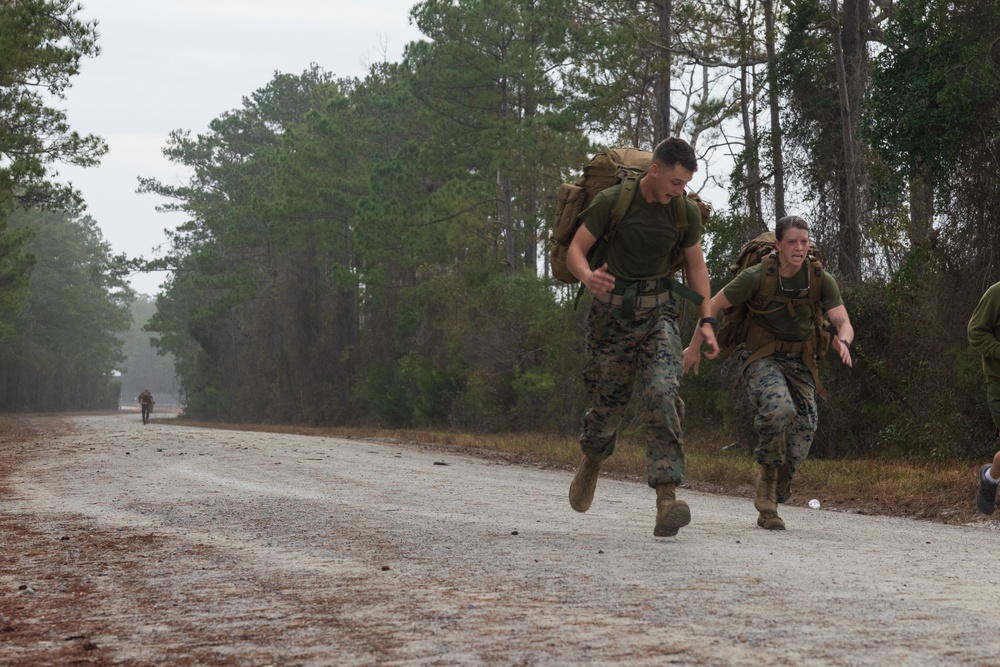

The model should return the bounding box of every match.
[764,0,786,220]
[830,0,866,284]
[654,0,673,140]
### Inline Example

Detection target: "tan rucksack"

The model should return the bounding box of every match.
[548,148,711,302]
[716,231,832,398]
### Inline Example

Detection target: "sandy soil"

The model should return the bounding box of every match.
[2,413,999,666]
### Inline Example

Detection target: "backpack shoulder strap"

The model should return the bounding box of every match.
[604,172,641,244]
[754,252,780,307]
[807,256,824,305]
[674,194,689,243]
[576,173,641,309]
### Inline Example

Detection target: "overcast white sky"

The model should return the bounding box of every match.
[58,0,425,295]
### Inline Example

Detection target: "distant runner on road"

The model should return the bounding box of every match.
[138,389,155,425]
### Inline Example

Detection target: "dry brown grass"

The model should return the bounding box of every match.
[166,417,987,525]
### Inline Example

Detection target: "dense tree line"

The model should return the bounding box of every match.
[0,1,130,411]
[0,210,131,411]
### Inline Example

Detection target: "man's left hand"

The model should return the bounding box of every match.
[834,337,853,368]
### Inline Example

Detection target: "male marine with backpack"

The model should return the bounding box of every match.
[684,215,854,530]
[565,137,719,538]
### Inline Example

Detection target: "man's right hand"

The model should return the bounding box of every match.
[584,263,615,295]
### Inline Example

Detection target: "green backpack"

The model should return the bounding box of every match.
[548,148,711,303]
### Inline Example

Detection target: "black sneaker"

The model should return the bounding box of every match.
[977,464,997,515]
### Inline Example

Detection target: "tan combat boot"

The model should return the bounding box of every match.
[776,460,793,504]
[569,455,603,512]
[755,466,786,530]
[653,483,691,537]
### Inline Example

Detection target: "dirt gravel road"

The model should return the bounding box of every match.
[2,413,999,666]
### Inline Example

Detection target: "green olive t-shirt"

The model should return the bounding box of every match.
[580,184,703,282]
[722,262,844,341]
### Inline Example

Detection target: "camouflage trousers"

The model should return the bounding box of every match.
[740,350,819,476]
[580,300,686,488]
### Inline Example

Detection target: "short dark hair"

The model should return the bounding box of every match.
[775,215,809,241]
[651,137,698,173]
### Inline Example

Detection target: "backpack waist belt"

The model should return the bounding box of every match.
[598,277,677,318]
[610,277,673,295]
[577,274,702,312]
[610,275,703,306]
[593,289,673,309]
[740,322,828,400]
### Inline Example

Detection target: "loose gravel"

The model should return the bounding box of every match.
[2,413,999,666]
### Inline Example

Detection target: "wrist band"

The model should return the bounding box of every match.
[699,317,717,328]
[840,338,851,349]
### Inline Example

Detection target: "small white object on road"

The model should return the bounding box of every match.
[809,499,821,509]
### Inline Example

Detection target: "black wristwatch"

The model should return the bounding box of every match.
[699,317,717,328]
[840,338,852,349]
